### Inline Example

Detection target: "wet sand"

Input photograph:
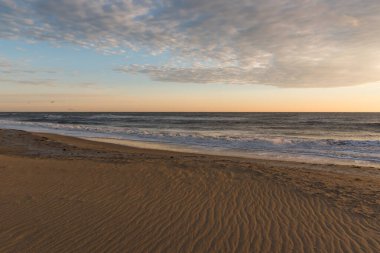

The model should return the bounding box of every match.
[0,129,379,252]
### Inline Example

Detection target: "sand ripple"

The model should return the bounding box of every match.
[0,130,379,252]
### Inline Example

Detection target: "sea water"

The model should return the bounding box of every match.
[1,112,379,167]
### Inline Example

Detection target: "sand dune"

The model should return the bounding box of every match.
[0,129,379,252]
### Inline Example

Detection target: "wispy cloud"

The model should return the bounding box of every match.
[0,55,60,87]
[0,77,57,87]
[69,82,102,90]
[0,57,13,71]
[1,0,380,87]
[0,56,57,75]
[0,55,103,89]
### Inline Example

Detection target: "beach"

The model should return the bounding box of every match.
[0,128,379,252]
[2,0,380,251]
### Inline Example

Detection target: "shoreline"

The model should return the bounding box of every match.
[86,136,380,169]
[0,128,379,252]
[1,117,379,169]
[1,122,380,169]
[3,127,380,175]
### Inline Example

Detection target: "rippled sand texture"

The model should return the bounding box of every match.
[0,129,379,253]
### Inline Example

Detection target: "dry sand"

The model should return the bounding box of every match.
[0,129,379,252]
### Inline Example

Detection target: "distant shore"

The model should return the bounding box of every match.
[0,128,379,252]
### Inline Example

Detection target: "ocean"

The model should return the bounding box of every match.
[0,112,379,167]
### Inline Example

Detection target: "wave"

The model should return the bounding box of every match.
[1,118,380,167]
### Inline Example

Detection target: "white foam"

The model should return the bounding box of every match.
[1,118,379,168]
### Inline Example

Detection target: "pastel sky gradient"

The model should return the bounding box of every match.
[0,0,379,112]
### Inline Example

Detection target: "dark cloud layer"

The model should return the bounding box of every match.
[1,0,379,87]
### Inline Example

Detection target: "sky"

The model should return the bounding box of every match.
[0,0,379,112]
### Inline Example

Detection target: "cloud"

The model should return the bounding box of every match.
[0,56,58,75]
[0,57,13,71]
[0,55,61,88]
[0,56,56,86]
[0,77,57,87]
[0,56,102,89]
[70,82,102,90]
[1,0,380,87]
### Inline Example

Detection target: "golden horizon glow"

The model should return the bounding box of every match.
[1,83,379,112]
